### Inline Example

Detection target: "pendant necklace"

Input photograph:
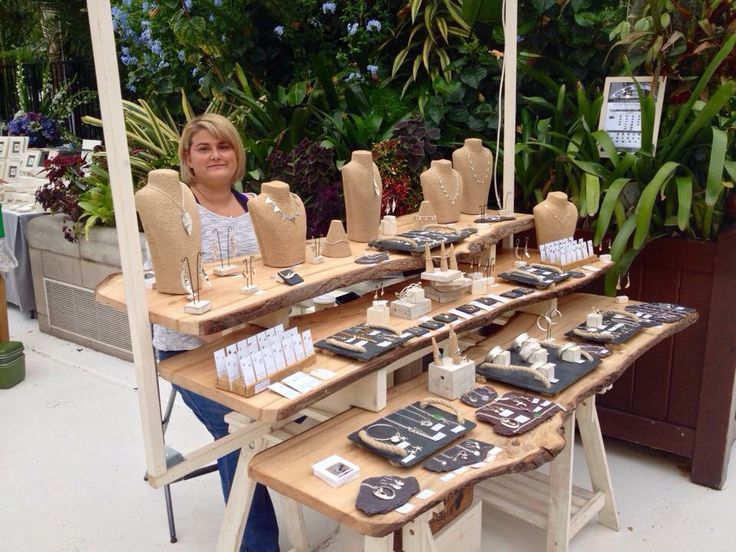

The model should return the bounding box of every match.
[436,172,460,205]
[542,201,573,226]
[464,148,491,187]
[265,193,300,223]
[150,185,194,236]
[371,165,381,196]
[361,482,396,501]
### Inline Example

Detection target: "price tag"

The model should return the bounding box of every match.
[302,330,314,356]
[269,381,301,399]
[283,339,297,366]
[239,356,256,385]
[251,350,268,381]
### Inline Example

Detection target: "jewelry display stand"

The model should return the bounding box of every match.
[348,399,476,467]
[498,263,573,289]
[249,180,307,268]
[567,309,643,344]
[135,169,201,294]
[475,391,562,436]
[368,226,477,254]
[342,150,382,242]
[420,160,463,224]
[322,220,352,258]
[452,138,493,215]
[427,329,476,400]
[533,191,578,244]
[215,353,317,398]
[423,439,499,472]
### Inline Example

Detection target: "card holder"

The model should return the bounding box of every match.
[277,269,304,286]
[433,313,459,324]
[419,320,445,330]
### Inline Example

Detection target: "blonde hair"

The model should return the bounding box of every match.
[178,113,246,186]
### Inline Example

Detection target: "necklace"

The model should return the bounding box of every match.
[361,482,396,501]
[371,165,381,196]
[365,423,404,444]
[542,201,573,226]
[464,148,491,187]
[436,172,460,205]
[149,185,193,236]
[385,416,437,441]
[408,404,449,424]
[394,409,434,427]
[265,193,300,223]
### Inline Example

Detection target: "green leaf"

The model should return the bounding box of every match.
[633,161,679,249]
[592,130,620,169]
[674,175,692,231]
[584,173,600,216]
[705,127,727,207]
[459,65,487,88]
[595,178,631,244]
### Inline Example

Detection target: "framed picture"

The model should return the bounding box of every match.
[8,136,28,156]
[0,137,8,158]
[23,150,41,169]
[6,160,20,180]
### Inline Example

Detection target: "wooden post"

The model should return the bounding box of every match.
[502,0,518,214]
[85,1,166,477]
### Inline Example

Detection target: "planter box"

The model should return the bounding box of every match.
[28,214,146,362]
[590,226,736,489]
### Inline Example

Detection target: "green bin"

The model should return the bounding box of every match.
[0,341,25,389]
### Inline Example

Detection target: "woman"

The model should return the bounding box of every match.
[155,113,279,552]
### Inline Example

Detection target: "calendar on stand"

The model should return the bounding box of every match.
[598,76,666,156]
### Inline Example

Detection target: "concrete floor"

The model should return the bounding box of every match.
[1,305,734,552]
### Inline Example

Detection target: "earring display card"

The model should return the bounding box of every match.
[500,287,536,299]
[625,302,695,324]
[315,324,414,361]
[367,227,478,254]
[475,392,562,436]
[418,319,445,331]
[477,342,601,395]
[423,439,499,472]
[578,344,612,359]
[356,476,420,516]
[473,296,501,308]
[348,402,476,468]
[498,265,573,289]
[567,311,642,344]
[403,326,431,337]
[459,386,498,408]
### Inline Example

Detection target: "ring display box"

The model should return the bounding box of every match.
[312,455,360,487]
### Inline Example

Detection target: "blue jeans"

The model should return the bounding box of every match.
[159,350,279,552]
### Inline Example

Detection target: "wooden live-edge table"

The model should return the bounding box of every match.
[95,212,533,336]
[157,250,612,422]
[247,293,697,550]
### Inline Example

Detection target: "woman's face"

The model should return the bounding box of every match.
[185,129,237,188]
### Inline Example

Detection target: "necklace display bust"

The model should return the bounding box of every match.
[342,150,382,242]
[533,191,578,244]
[249,180,307,267]
[452,138,493,215]
[135,169,201,294]
[420,160,463,224]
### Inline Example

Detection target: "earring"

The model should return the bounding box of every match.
[515,240,521,261]
[524,237,530,258]
[616,274,622,291]
[624,272,631,289]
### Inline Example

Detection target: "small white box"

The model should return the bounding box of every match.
[421,269,462,283]
[587,312,604,329]
[390,297,432,320]
[213,264,240,276]
[615,295,629,304]
[183,299,212,314]
[367,302,391,325]
[311,455,360,487]
[529,348,549,365]
[428,358,476,400]
[536,362,556,381]
[471,277,488,295]
[560,345,582,363]
[406,287,425,303]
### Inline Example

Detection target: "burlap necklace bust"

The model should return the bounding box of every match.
[420,160,463,223]
[452,138,493,215]
[342,150,382,242]
[533,191,578,244]
[249,180,307,267]
[135,169,201,294]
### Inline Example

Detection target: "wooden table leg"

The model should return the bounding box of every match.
[364,533,394,552]
[546,413,575,552]
[576,397,620,530]
[215,437,268,552]
[402,511,438,552]
[277,495,309,552]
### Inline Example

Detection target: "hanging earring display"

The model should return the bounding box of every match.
[182,254,212,314]
[308,236,325,264]
[240,255,262,295]
[514,239,527,268]
[212,225,240,276]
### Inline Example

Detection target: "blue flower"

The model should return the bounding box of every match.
[366,19,381,32]
[177,50,185,62]
[345,70,362,82]
[192,67,199,76]
[122,0,132,7]
[184,0,193,11]
[142,1,150,10]
[321,2,336,14]
[150,40,163,56]
[366,64,379,77]
[346,22,358,36]
[213,0,222,5]
[208,13,215,22]
[198,77,205,86]
[274,25,284,37]
[158,60,169,69]
[127,83,137,92]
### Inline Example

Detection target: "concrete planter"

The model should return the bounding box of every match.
[28,214,145,361]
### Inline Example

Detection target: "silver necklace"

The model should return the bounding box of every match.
[464,148,491,187]
[542,201,573,226]
[365,423,404,444]
[150,185,193,236]
[361,482,396,500]
[371,165,381,196]
[436,172,460,205]
[394,409,434,427]
[265,193,300,222]
[385,416,437,440]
